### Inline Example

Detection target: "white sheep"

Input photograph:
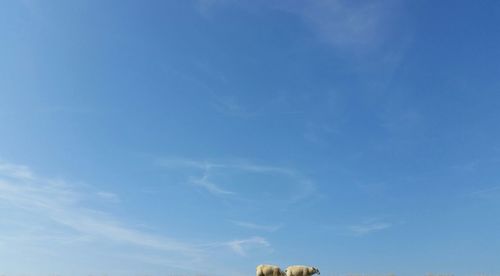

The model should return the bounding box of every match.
[256,264,287,276]
[285,265,320,276]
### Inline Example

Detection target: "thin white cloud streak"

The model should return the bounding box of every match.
[0,162,36,180]
[286,0,389,50]
[324,218,394,237]
[0,162,200,256]
[226,236,270,256]
[232,220,282,232]
[348,222,392,236]
[190,173,235,196]
[161,158,235,196]
[198,236,271,256]
[0,160,272,266]
[160,158,293,173]
[195,0,400,52]
[158,158,316,203]
[210,94,260,119]
[96,191,121,203]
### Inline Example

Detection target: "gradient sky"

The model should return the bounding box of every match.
[1,1,500,275]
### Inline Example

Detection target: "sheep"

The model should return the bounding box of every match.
[256,264,287,276]
[285,265,320,276]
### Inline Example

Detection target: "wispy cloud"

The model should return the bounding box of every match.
[325,218,394,237]
[226,236,270,256]
[198,235,272,257]
[303,121,340,146]
[96,191,120,203]
[190,173,235,196]
[348,221,392,236]
[0,160,271,271]
[161,158,235,196]
[210,94,260,119]
[0,161,199,256]
[195,0,404,53]
[232,220,282,232]
[158,158,316,204]
[283,0,395,51]
[0,162,35,180]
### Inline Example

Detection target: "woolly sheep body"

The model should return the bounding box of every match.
[285,265,320,276]
[256,264,286,276]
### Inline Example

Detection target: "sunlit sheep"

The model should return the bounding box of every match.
[285,265,320,276]
[256,264,287,276]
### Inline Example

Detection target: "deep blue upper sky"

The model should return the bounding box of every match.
[1,1,500,275]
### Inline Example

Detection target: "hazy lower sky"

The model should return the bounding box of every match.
[1,1,500,275]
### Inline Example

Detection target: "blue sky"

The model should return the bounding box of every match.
[1,0,500,275]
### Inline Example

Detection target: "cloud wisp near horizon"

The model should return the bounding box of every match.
[0,160,272,274]
[0,161,200,255]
